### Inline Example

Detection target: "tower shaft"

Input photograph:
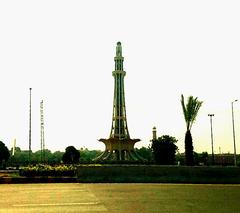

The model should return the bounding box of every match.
[110,43,129,139]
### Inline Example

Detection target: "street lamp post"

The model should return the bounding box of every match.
[208,114,215,165]
[231,99,238,166]
[29,88,32,164]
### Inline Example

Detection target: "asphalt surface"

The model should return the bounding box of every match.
[0,183,106,212]
[0,183,239,212]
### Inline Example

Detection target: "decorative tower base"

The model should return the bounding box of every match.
[94,42,145,163]
[94,138,145,162]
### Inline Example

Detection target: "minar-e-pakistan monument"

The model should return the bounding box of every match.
[94,42,144,162]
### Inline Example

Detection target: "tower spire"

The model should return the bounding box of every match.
[116,41,122,56]
[115,42,124,71]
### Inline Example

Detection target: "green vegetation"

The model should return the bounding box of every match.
[151,135,178,165]
[8,148,64,166]
[181,94,203,165]
[134,147,152,162]
[0,141,10,169]
[4,144,240,169]
[7,147,102,166]
[77,165,240,183]
[19,164,76,177]
[80,148,102,163]
[62,146,80,164]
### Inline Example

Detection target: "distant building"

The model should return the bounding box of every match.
[213,154,235,166]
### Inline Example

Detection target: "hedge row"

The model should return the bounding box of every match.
[77,165,240,183]
[19,164,76,177]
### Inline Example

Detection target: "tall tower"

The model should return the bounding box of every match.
[111,41,129,139]
[152,127,157,141]
[95,42,144,162]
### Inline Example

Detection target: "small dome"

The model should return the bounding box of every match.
[117,41,121,45]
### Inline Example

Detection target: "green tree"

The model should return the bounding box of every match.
[0,141,10,168]
[80,148,102,163]
[8,148,64,166]
[181,94,203,166]
[151,135,178,165]
[50,151,64,164]
[135,146,153,162]
[199,152,209,165]
[194,152,200,165]
[11,150,29,166]
[31,149,52,164]
[176,152,185,165]
[62,146,80,164]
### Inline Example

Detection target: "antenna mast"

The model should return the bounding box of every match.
[29,88,32,163]
[40,100,45,162]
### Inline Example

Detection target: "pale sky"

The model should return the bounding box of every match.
[0,1,240,154]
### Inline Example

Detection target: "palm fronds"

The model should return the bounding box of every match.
[181,94,203,131]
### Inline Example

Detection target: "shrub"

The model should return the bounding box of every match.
[19,164,76,177]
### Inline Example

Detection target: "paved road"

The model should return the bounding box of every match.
[0,183,240,212]
[0,183,106,212]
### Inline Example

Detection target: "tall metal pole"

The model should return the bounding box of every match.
[231,100,238,166]
[29,88,32,164]
[40,100,45,163]
[40,101,42,162]
[208,114,214,165]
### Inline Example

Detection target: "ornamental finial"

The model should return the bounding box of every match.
[116,41,122,56]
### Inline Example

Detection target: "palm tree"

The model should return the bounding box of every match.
[181,95,203,166]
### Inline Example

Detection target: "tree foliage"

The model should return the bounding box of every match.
[8,148,64,166]
[0,141,10,168]
[62,146,80,164]
[80,148,102,163]
[181,95,203,131]
[194,152,209,165]
[181,94,203,166]
[151,135,178,165]
[7,147,107,166]
[135,146,153,162]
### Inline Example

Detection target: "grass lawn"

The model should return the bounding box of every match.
[87,183,240,213]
